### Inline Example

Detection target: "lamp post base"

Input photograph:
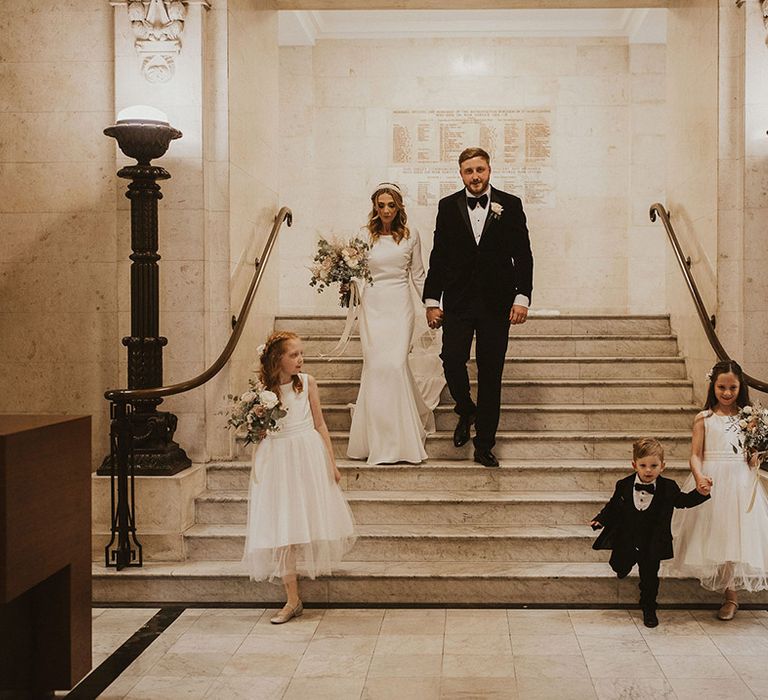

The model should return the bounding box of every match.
[97,409,191,476]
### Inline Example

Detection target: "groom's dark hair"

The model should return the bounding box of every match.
[458,147,490,166]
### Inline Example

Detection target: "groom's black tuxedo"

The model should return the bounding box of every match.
[423,187,533,312]
[424,186,533,451]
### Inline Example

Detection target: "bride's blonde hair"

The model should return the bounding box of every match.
[367,183,410,245]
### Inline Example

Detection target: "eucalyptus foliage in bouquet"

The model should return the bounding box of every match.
[225,378,287,445]
[731,403,768,470]
[309,236,372,307]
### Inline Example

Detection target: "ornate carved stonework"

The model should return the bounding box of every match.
[127,0,187,83]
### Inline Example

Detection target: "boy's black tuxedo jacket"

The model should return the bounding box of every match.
[423,187,533,313]
[592,474,709,564]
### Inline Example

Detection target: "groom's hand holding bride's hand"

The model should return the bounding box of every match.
[426,308,444,329]
[510,305,528,325]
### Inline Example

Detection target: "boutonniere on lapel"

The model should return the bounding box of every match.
[489,202,503,221]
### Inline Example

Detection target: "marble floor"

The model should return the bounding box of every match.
[80,606,768,699]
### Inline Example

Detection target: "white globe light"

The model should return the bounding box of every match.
[116,105,169,125]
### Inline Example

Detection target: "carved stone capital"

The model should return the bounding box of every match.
[127,0,188,83]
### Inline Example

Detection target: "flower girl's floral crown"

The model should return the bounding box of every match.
[258,331,300,364]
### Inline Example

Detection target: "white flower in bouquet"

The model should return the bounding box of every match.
[259,390,279,409]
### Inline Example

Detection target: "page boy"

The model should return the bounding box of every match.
[590,437,712,627]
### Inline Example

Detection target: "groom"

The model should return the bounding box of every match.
[423,147,534,468]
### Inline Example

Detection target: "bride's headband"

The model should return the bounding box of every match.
[373,182,402,197]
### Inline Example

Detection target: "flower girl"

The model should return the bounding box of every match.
[670,360,768,619]
[242,331,356,623]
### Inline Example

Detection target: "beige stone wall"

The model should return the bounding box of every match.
[0,1,117,465]
[278,36,668,317]
[742,0,768,402]
[628,44,667,312]
[665,1,768,405]
[665,0,719,404]
[225,0,280,457]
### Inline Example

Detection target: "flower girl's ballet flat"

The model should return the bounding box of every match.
[270,601,304,624]
[717,599,738,621]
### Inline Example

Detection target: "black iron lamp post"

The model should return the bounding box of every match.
[100,106,190,477]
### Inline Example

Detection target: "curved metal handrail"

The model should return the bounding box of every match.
[649,203,768,393]
[105,207,293,402]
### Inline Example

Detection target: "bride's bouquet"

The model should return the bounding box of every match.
[225,378,288,445]
[731,403,768,470]
[309,236,372,307]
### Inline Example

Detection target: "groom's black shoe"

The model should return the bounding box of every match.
[473,449,500,468]
[453,414,475,447]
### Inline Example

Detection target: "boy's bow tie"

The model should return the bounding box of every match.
[468,194,488,210]
[634,483,655,494]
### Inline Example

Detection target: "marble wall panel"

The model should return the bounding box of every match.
[0,0,117,472]
[225,4,280,417]
[662,1,721,403]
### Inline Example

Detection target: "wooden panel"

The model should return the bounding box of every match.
[0,414,91,693]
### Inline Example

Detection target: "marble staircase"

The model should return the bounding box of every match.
[93,314,766,605]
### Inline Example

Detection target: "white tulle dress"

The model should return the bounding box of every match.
[242,374,356,581]
[347,229,439,465]
[669,410,768,592]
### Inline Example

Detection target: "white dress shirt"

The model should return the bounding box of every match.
[467,186,490,244]
[633,476,656,511]
[425,187,529,309]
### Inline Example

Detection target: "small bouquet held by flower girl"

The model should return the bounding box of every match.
[225,378,287,445]
[732,403,768,470]
[309,236,372,307]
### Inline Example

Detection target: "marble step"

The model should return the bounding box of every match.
[275,314,672,337]
[183,523,605,563]
[328,430,692,460]
[195,489,611,527]
[323,404,698,432]
[92,559,768,605]
[319,379,694,405]
[303,355,687,380]
[303,334,679,358]
[206,459,691,493]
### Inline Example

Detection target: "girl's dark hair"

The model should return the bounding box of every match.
[258,331,303,396]
[704,359,750,409]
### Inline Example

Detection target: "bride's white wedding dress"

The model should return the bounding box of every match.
[347,229,440,465]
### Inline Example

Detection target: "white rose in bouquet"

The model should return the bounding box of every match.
[259,390,279,409]
[241,390,257,403]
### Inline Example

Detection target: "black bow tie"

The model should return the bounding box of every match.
[467,194,488,210]
[635,483,655,494]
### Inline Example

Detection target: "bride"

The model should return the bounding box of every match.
[347,183,440,465]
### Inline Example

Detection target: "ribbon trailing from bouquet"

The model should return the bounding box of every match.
[746,460,768,513]
[319,279,362,359]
